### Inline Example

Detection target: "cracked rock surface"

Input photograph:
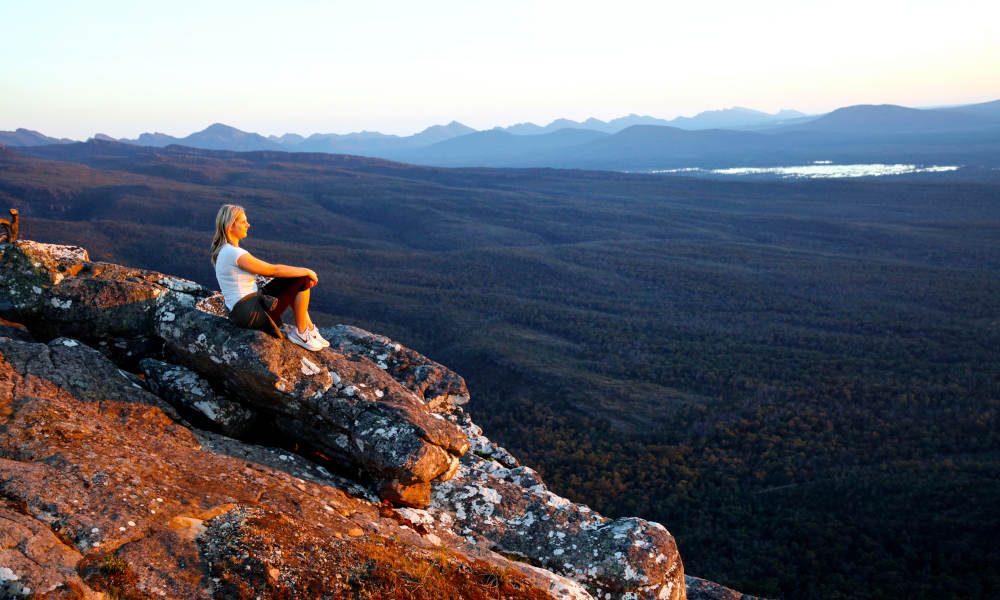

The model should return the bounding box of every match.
[140,357,256,437]
[0,335,586,599]
[0,501,99,599]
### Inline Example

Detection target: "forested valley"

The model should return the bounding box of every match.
[3,142,998,599]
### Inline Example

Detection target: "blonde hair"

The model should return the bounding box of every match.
[210,204,245,266]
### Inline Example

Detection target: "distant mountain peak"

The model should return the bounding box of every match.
[409,121,475,145]
[0,128,76,147]
[194,123,256,138]
[417,120,472,133]
[831,103,906,112]
[780,102,995,135]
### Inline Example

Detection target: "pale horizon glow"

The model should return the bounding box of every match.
[2,0,999,140]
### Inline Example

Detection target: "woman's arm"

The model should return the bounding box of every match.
[237,253,317,284]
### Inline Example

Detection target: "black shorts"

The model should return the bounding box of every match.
[228,291,283,338]
[227,275,313,338]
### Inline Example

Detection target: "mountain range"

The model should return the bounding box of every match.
[1,106,806,151]
[3,99,1000,171]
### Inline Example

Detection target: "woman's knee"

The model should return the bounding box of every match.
[295,275,313,291]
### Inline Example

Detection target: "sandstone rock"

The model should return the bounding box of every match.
[140,358,256,436]
[0,336,578,599]
[0,336,183,423]
[198,504,590,600]
[0,503,100,599]
[454,402,522,468]
[322,324,471,411]
[0,240,89,290]
[377,479,432,507]
[0,240,220,350]
[325,326,687,600]
[155,300,469,508]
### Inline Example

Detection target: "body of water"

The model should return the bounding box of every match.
[649,162,962,179]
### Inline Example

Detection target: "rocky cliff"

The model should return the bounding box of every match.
[0,240,757,600]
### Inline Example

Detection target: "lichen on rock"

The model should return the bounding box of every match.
[428,414,685,600]
[322,324,471,411]
[140,357,256,436]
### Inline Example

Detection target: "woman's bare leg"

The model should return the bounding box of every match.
[292,288,313,333]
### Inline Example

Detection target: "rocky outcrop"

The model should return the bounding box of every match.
[0,336,587,599]
[416,408,683,600]
[0,239,468,508]
[0,239,734,600]
[319,329,686,598]
[0,240,163,343]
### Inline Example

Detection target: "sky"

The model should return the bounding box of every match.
[2,0,999,140]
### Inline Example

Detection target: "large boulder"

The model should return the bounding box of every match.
[0,240,172,342]
[154,298,470,507]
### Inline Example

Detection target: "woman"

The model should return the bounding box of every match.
[211,204,329,351]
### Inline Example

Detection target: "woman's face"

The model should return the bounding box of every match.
[227,211,250,242]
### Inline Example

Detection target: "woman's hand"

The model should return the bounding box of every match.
[304,268,318,288]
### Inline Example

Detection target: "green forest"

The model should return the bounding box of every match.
[2,143,998,599]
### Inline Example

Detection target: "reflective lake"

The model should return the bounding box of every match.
[648,162,962,179]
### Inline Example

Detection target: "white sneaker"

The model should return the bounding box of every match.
[288,327,323,352]
[307,326,330,348]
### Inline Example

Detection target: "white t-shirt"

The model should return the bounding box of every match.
[215,244,258,310]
